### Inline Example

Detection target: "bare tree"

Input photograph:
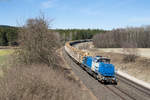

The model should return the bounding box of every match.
[93,26,150,48]
[16,15,61,67]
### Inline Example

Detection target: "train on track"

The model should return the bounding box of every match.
[65,40,117,84]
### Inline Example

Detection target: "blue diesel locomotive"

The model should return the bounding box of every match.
[82,56,117,84]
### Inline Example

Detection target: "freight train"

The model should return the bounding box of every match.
[65,40,117,84]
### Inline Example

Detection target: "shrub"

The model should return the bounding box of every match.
[16,16,61,67]
[122,43,139,62]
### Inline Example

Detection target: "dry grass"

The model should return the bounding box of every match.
[0,64,89,100]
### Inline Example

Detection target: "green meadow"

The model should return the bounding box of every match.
[0,49,14,76]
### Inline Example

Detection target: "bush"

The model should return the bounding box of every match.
[122,43,139,62]
[16,16,61,67]
[123,52,138,62]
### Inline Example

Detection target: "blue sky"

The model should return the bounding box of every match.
[0,0,150,30]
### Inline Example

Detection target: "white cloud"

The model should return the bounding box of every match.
[41,0,57,9]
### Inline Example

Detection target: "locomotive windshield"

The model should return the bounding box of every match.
[97,58,110,64]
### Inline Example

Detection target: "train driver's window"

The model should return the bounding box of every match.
[105,59,110,64]
[98,59,110,64]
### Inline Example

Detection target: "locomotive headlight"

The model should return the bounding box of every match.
[113,78,118,82]
[112,78,116,80]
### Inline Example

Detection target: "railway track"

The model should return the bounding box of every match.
[63,40,150,100]
[105,85,133,100]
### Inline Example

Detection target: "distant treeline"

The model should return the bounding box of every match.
[0,25,18,46]
[56,29,106,43]
[93,27,150,48]
[0,25,106,46]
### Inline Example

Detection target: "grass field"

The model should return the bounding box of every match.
[0,49,14,63]
[0,49,14,56]
[0,49,14,76]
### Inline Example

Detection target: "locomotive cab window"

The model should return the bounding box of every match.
[97,58,110,64]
